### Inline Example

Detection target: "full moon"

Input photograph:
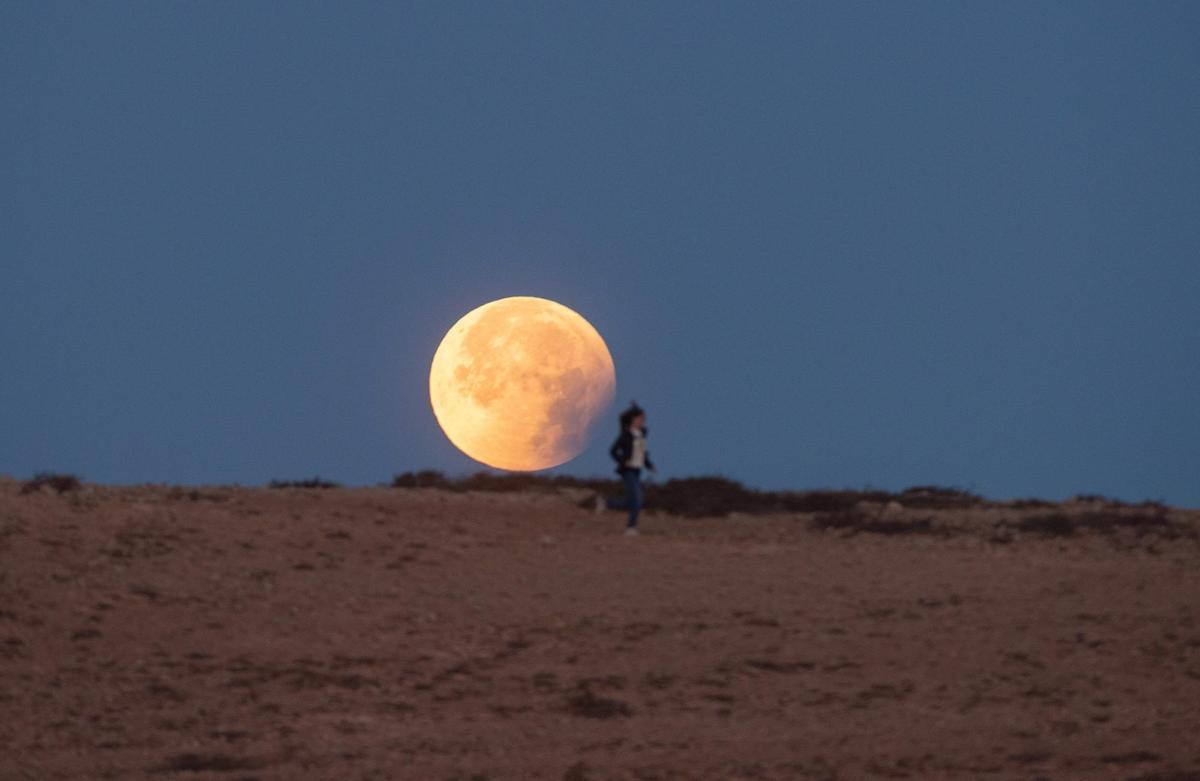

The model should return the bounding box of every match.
[429,296,616,471]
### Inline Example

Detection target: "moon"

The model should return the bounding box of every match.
[429,296,617,471]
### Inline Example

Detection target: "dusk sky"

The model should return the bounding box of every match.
[3,3,1197,505]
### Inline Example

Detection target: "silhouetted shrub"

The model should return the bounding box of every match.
[395,470,616,494]
[268,477,340,489]
[642,476,773,518]
[1071,493,1126,506]
[457,472,612,494]
[392,470,451,489]
[897,485,983,509]
[641,476,895,518]
[21,472,82,495]
[1009,498,1055,509]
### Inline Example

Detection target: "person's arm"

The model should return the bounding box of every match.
[610,431,631,465]
[645,451,656,472]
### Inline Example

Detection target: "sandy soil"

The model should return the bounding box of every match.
[1,478,1198,780]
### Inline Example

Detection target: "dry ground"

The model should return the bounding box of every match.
[1,478,1198,780]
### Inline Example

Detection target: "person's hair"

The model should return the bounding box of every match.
[618,401,644,430]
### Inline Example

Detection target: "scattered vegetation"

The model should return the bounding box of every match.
[1008,497,1056,509]
[387,471,1195,545]
[1075,494,1118,506]
[392,469,454,489]
[565,687,632,719]
[1071,494,1167,510]
[393,471,990,519]
[1007,508,1189,540]
[1100,751,1161,764]
[810,510,946,537]
[894,486,983,509]
[166,487,228,502]
[644,477,895,517]
[20,472,82,495]
[563,762,593,781]
[1078,509,1181,536]
[268,477,341,489]
[1011,513,1077,537]
[151,753,263,772]
[393,470,614,494]
[1126,773,1200,781]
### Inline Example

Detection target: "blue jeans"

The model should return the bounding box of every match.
[607,468,642,528]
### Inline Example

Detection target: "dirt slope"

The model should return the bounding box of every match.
[1,479,1198,780]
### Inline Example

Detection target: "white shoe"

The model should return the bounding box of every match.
[624,527,639,537]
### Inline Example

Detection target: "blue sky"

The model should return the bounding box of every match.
[2,3,1198,505]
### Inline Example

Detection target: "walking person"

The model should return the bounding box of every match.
[596,402,656,536]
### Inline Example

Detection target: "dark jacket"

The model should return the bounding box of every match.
[609,427,654,474]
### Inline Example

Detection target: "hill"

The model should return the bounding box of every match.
[1,477,1198,780]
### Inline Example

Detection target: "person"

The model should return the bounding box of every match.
[596,401,656,536]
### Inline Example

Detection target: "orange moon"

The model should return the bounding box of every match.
[429,296,616,471]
